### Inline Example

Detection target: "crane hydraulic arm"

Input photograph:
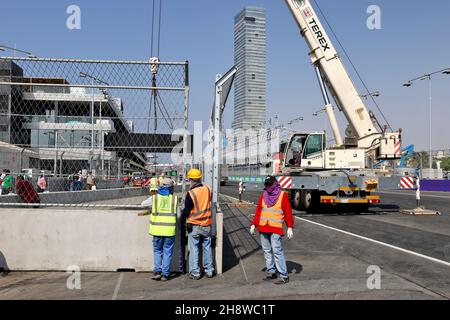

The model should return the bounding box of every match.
[284,0,401,160]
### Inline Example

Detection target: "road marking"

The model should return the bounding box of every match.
[111,273,124,300]
[295,216,450,268]
[377,191,450,199]
[222,191,450,266]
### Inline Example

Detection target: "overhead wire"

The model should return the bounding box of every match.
[312,0,393,131]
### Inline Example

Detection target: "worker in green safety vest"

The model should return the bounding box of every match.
[143,173,159,196]
[141,177,179,281]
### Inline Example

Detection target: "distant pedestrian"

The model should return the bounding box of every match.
[250,175,294,285]
[37,171,48,193]
[16,175,40,206]
[1,170,13,195]
[87,171,95,190]
[0,169,5,195]
[143,173,159,196]
[158,173,165,187]
[74,171,82,191]
[238,179,245,202]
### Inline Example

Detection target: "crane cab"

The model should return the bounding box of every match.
[281,132,366,172]
[282,132,326,171]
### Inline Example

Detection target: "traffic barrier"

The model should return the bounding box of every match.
[400,177,416,189]
[277,176,293,189]
[0,187,147,205]
[0,208,181,272]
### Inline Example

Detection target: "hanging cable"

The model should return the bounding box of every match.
[312,0,393,131]
[157,0,162,58]
[150,0,155,57]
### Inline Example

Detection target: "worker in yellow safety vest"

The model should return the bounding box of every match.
[158,174,165,186]
[141,177,179,281]
[143,173,159,195]
[182,168,214,280]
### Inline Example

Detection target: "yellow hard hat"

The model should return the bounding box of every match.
[187,168,202,180]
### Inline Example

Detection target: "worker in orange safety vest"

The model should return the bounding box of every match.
[181,168,214,280]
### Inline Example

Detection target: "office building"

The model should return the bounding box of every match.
[232,6,266,130]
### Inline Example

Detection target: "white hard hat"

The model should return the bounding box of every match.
[162,177,174,187]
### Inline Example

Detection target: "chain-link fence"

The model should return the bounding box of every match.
[0,57,189,207]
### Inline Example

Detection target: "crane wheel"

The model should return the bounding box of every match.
[302,190,320,214]
[293,190,302,211]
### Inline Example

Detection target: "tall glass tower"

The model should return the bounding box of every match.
[232,6,266,130]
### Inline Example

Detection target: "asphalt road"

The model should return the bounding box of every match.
[220,185,450,298]
[1,187,449,299]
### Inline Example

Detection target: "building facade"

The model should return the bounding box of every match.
[232,6,266,131]
[0,60,144,177]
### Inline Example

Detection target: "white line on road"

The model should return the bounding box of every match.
[295,216,450,268]
[111,273,124,300]
[222,192,450,267]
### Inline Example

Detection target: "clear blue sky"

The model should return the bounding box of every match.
[2,0,450,151]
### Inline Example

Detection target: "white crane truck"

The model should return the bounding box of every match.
[277,0,403,213]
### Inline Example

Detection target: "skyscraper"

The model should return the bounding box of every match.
[232,6,266,130]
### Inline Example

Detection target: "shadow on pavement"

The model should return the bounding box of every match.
[221,203,261,273]
[261,261,303,275]
[0,251,10,276]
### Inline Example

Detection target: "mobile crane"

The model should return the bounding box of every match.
[276,0,403,212]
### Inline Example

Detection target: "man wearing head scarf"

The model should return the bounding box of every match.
[250,176,294,285]
[16,175,40,205]
[141,177,180,281]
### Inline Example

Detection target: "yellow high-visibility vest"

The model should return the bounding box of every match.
[149,194,177,237]
[149,177,158,191]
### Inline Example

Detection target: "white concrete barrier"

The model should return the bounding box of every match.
[0,208,181,272]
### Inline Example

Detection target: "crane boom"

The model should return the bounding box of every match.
[284,0,401,159]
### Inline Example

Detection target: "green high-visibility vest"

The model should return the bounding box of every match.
[149,194,177,237]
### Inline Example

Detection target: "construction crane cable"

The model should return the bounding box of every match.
[157,0,162,57]
[150,0,155,57]
[312,0,393,131]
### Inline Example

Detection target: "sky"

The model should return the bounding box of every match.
[1,0,450,152]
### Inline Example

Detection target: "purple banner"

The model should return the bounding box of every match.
[420,180,450,192]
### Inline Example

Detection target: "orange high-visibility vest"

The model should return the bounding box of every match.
[187,186,212,226]
[259,191,285,229]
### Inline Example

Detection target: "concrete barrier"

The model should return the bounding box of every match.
[0,208,181,272]
[0,187,148,205]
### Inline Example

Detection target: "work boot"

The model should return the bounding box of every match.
[274,277,289,285]
[188,273,201,280]
[160,275,169,282]
[152,272,162,281]
[263,273,278,281]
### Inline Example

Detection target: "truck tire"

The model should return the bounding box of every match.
[302,190,320,213]
[293,190,302,211]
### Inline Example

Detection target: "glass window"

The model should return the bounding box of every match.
[303,134,324,158]
[286,135,306,167]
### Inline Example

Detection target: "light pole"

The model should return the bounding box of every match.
[0,44,36,58]
[359,91,380,100]
[79,72,109,173]
[403,68,450,169]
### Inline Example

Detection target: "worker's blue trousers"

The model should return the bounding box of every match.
[153,236,175,277]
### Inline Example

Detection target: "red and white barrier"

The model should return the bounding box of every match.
[400,176,415,189]
[277,176,293,189]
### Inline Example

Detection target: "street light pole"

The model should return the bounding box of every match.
[427,76,432,169]
[0,44,36,58]
[404,67,450,169]
[80,72,109,173]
